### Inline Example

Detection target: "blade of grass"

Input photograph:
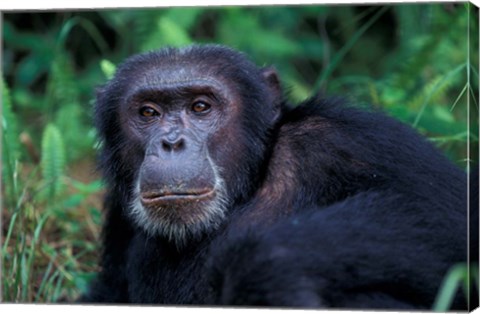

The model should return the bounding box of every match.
[433,264,468,311]
[2,164,40,256]
[332,6,379,36]
[450,83,468,112]
[56,17,109,55]
[23,213,50,301]
[314,6,389,91]
[43,269,61,302]
[429,131,471,144]
[11,252,20,300]
[20,238,29,300]
[413,63,466,128]
[35,253,57,302]
[468,84,478,109]
[2,212,19,254]
[51,273,66,302]
[469,63,479,80]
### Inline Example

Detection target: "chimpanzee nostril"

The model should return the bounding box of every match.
[162,137,185,152]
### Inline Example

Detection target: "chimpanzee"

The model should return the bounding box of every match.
[79,44,473,309]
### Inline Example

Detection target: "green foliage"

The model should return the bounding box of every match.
[2,3,478,305]
[314,6,389,90]
[40,124,66,200]
[46,52,96,161]
[46,55,79,113]
[141,16,192,50]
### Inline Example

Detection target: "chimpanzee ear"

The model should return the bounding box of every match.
[261,66,282,98]
[261,66,282,123]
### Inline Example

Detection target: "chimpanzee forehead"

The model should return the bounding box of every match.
[141,62,214,83]
[125,45,261,82]
[128,62,229,94]
[113,45,265,100]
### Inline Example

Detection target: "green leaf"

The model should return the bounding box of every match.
[433,106,455,123]
[72,272,97,293]
[100,59,116,80]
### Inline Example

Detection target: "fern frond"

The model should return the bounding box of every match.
[46,54,79,114]
[47,52,95,161]
[40,124,66,199]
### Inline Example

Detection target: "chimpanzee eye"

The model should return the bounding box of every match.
[191,101,211,114]
[139,105,159,117]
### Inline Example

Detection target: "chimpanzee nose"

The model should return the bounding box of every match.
[162,137,185,153]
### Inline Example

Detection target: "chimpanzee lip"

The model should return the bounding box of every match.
[140,189,215,205]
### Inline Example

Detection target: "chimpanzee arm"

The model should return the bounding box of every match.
[208,190,467,310]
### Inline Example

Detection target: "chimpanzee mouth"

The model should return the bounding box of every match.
[140,189,216,205]
[131,174,228,244]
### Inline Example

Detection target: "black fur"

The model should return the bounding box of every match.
[79,45,474,310]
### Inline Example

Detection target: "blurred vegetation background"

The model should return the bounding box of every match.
[1,3,479,308]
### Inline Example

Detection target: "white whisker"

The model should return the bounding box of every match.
[128,156,230,248]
